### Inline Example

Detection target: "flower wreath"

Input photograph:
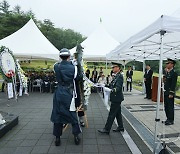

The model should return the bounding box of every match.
[0,46,17,82]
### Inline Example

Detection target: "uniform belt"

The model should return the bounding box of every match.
[58,82,74,95]
[58,82,72,87]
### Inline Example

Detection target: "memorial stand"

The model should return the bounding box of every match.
[151,76,163,102]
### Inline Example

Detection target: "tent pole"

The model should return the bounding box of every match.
[142,60,145,94]
[153,30,165,153]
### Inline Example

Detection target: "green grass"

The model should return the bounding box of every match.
[175,98,180,104]
[176,90,180,97]
[132,70,159,82]
[133,85,143,91]
[20,60,56,71]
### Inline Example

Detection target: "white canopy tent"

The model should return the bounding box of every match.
[0,19,59,60]
[107,15,180,61]
[70,22,120,62]
[107,15,180,153]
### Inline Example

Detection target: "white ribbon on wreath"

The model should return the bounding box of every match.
[16,60,28,95]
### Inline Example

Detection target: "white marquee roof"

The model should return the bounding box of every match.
[0,19,59,60]
[70,23,120,60]
[107,15,180,61]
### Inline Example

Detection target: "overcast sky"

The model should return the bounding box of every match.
[3,0,180,42]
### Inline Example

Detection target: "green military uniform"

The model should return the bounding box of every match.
[164,68,178,123]
[104,72,124,131]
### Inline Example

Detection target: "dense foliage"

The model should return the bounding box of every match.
[0,0,86,50]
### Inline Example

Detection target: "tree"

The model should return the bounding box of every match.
[0,13,30,39]
[0,1,86,51]
[39,20,85,50]
[0,0,10,14]
[13,5,23,15]
[26,9,36,19]
[43,19,54,28]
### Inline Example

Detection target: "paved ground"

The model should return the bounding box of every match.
[123,89,180,154]
[2,88,178,154]
[0,92,139,154]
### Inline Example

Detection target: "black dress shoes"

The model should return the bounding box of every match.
[113,127,124,132]
[74,135,81,145]
[165,121,174,125]
[162,119,168,124]
[55,137,61,146]
[98,128,110,135]
[162,120,174,125]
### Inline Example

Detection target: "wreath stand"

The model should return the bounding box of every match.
[63,104,88,132]
[0,46,19,138]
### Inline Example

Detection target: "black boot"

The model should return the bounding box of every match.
[55,137,61,146]
[74,135,80,145]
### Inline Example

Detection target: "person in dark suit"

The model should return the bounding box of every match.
[144,64,153,99]
[126,66,133,92]
[163,59,178,125]
[98,62,124,134]
[91,67,98,83]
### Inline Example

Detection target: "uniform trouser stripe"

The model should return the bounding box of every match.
[164,95,174,122]
[105,102,123,131]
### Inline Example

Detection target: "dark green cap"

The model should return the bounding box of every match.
[166,58,176,65]
[111,62,122,68]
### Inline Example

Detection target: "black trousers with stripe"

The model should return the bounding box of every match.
[164,95,174,122]
[105,102,124,131]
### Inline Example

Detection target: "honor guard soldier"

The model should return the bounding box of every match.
[163,58,178,125]
[98,62,124,134]
[51,48,81,146]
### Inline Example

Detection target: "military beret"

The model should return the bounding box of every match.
[166,58,176,65]
[111,62,122,68]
